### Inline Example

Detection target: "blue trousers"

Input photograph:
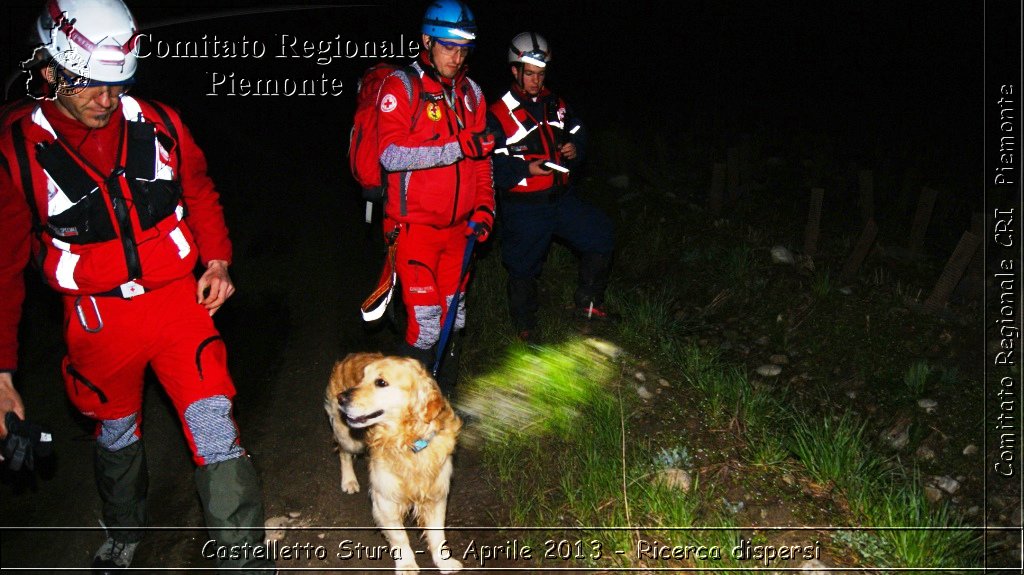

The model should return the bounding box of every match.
[499,189,614,330]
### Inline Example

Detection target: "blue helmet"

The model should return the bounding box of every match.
[422,0,477,42]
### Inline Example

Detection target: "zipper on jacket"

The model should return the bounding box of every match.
[448,93,463,227]
[451,162,462,226]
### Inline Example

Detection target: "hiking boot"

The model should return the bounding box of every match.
[574,303,619,322]
[91,536,138,572]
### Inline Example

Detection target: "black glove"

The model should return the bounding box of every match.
[3,412,53,471]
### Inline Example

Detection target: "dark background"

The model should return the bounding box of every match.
[2,0,987,200]
[0,2,1014,570]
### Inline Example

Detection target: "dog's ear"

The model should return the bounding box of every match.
[332,352,384,391]
[411,363,446,423]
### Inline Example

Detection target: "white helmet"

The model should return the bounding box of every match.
[508,32,551,68]
[35,0,140,84]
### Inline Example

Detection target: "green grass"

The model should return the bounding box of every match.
[902,360,933,397]
[457,121,985,570]
[811,267,834,299]
[462,336,748,570]
[787,411,882,492]
[861,472,982,568]
[786,410,982,568]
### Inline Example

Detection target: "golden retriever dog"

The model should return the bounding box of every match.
[324,352,463,573]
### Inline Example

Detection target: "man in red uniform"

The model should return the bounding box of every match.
[487,32,615,342]
[378,0,495,394]
[0,1,273,572]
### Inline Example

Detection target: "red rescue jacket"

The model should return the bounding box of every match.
[0,96,232,371]
[376,55,494,228]
[488,85,579,194]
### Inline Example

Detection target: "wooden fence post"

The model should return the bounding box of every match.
[803,188,825,258]
[840,218,879,284]
[907,186,939,254]
[923,231,981,313]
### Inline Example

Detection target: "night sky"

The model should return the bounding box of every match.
[0,1,1000,210]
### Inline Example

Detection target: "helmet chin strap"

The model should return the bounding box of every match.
[426,37,438,68]
[424,38,460,85]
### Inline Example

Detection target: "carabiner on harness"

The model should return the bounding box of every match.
[74,295,104,333]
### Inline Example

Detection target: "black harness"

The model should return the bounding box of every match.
[12,102,185,248]
[12,103,185,281]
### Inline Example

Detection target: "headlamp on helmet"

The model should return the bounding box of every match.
[508,32,551,68]
[35,0,140,85]
[422,0,478,43]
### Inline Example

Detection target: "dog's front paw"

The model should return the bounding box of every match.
[341,478,360,494]
[394,558,420,574]
[435,557,463,573]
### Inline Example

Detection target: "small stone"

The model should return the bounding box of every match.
[917,398,938,414]
[288,510,302,519]
[966,506,980,516]
[265,516,292,542]
[655,468,692,492]
[930,475,960,495]
[636,385,654,400]
[771,245,796,265]
[924,485,944,503]
[586,338,623,359]
[915,445,936,461]
[881,417,911,450]
[634,371,647,382]
[760,508,768,519]
[845,390,857,399]
[658,378,671,388]
[756,364,782,377]
[800,559,832,574]
[782,473,796,486]
[769,354,789,365]
[318,533,326,539]
[963,444,978,456]
[721,497,744,513]
[838,286,853,295]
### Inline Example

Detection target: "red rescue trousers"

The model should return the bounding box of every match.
[60,275,241,466]
[388,219,470,350]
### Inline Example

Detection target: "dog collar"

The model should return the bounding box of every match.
[411,432,437,453]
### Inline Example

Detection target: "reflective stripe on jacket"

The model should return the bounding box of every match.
[377,57,494,227]
[0,96,230,295]
[488,87,579,193]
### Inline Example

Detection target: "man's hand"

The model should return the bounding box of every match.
[0,372,25,440]
[528,159,553,176]
[458,129,496,159]
[197,260,235,316]
[558,142,577,161]
[466,206,494,242]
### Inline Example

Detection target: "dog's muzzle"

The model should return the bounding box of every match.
[343,409,384,428]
